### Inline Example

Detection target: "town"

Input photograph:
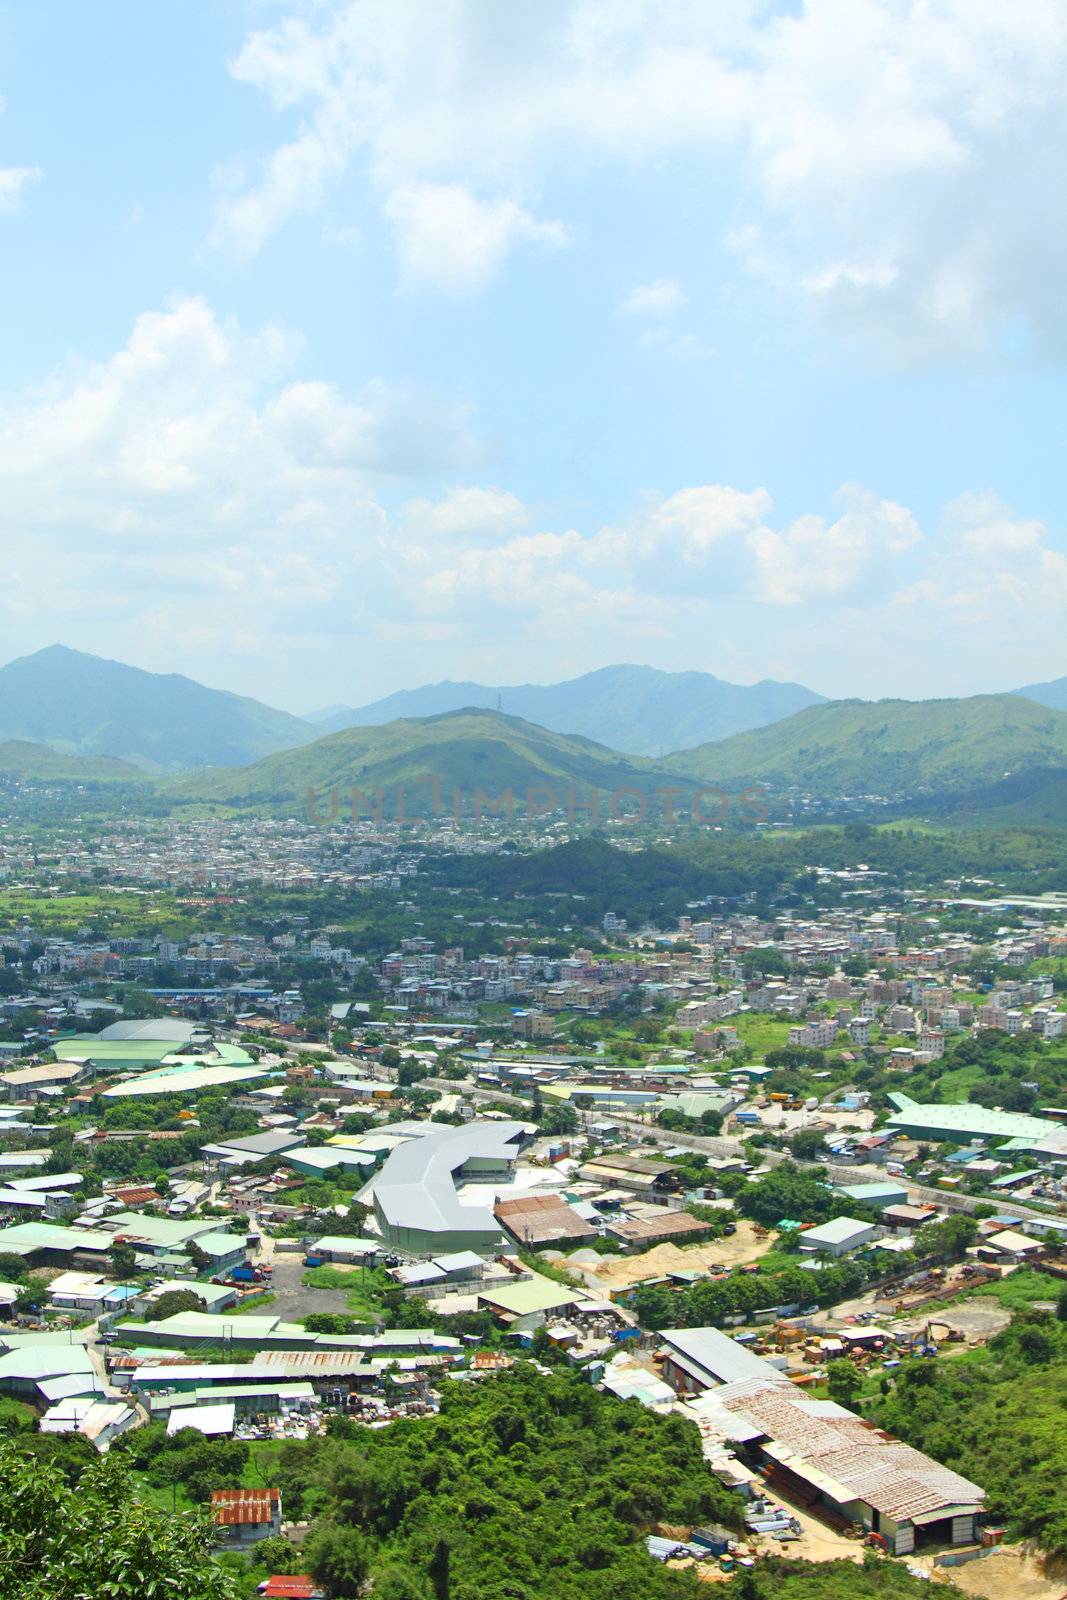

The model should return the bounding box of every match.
[2,816,1067,1597]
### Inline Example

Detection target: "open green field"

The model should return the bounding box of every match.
[941,1267,1063,1311]
[302,1262,393,1320]
[731,1013,796,1055]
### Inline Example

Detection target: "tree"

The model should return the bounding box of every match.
[0,1444,236,1599]
[303,1521,370,1598]
[826,1359,863,1409]
[151,1289,207,1321]
[1056,1285,1067,1322]
[13,1279,45,1315]
[185,1240,211,1274]
[107,1241,139,1281]
[537,1100,578,1136]
[0,1254,26,1283]
[252,1533,299,1574]
[789,1128,827,1161]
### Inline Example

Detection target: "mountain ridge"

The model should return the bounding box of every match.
[0,645,317,772]
[309,663,826,754]
[1014,674,1067,712]
[168,706,696,813]
[669,693,1067,799]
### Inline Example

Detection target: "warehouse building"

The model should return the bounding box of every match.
[884,1094,1052,1147]
[362,1119,528,1256]
[661,1328,985,1556]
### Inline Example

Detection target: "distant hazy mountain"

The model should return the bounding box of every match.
[671,694,1067,797]
[1014,674,1067,712]
[0,739,149,783]
[170,707,688,811]
[311,664,825,755]
[0,646,316,772]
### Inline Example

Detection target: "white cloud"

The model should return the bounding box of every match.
[894,492,1067,624]
[216,0,1067,351]
[0,297,483,668]
[750,486,922,605]
[401,486,529,542]
[384,183,566,293]
[620,278,688,317]
[1,299,1063,699]
[0,164,40,213]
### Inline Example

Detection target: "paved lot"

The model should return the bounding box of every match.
[256,1236,370,1323]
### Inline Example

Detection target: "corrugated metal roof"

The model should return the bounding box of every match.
[692,1371,984,1525]
[211,1488,279,1526]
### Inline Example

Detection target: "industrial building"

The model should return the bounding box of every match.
[884,1093,1053,1146]
[660,1328,985,1556]
[361,1119,528,1255]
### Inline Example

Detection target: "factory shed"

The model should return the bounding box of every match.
[366,1119,526,1256]
[604,1210,711,1249]
[167,1402,236,1437]
[799,1217,877,1257]
[659,1327,783,1395]
[835,1182,908,1211]
[495,1193,598,1247]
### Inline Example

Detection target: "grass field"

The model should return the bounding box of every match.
[302,1262,393,1319]
[943,1267,1063,1311]
[731,1014,796,1055]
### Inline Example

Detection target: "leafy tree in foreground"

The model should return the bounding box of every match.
[0,1442,236,1600]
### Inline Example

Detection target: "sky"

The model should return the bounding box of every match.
[1,0,1066,713]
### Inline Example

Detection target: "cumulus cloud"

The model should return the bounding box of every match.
[620,278,688,317]
[1,300,1062,698]
[0,164,40,213]
[894,492,1067,624]
[215,0,1067,351]
[0,297,482,669]
[384,183,566,292]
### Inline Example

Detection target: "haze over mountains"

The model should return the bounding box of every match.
[0,646,315,772]
[3,646,1067,824]
[1014,674,1067,713]
[306,664,826,755]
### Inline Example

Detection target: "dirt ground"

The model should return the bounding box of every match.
[893,1300,1015,1342]
[567,1219,774,1291]
[752,1505,863,1566]
[918,1546,1067,1600]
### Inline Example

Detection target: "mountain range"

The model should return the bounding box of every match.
[304,664,826,755]
[3,647,1067,823]
[1014,675,1067,713]
[168,694,1067,825]
[0,646,315,772]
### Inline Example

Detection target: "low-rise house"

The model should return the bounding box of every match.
[211,1488,283,1548]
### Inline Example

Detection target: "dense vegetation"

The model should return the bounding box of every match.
[0,1442,235,1599]
[266,1365,740,1599]
[672,693,1067,798]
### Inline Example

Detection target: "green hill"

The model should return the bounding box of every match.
[670,694,1067,798]
[0,645,316,772]
[0,740,150,783]
[170,707,691,814]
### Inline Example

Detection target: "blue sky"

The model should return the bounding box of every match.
[1,0,1065,711]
